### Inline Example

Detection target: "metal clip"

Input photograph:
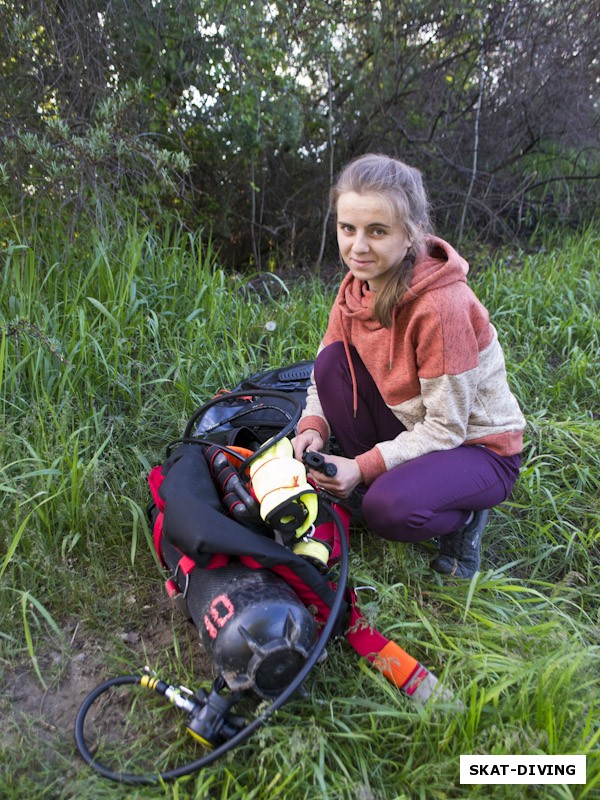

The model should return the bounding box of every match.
[166,571,192,620]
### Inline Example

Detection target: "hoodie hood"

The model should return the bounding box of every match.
[336,235,469,325]
[331,236,470,415]
[407,236,469,300]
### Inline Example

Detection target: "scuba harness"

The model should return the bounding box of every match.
[75,364,445,785]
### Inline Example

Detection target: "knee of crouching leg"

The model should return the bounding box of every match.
[362,488,430,543]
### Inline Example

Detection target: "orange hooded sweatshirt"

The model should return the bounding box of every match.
[298,236,525,485]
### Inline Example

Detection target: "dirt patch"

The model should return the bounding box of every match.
[1,589,213,753]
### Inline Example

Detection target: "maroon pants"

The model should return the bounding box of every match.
[314,343,521,543]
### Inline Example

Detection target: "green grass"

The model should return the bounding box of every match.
[1,219,598,799]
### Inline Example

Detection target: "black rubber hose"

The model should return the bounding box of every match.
[74,675,144,782]
[183,389,301,439]
[74,499,349,786]
[181,389,303,476]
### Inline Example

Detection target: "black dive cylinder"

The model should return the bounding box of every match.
[187,561,317,698]
[160,541,317,699]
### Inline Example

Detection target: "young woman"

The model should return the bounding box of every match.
[292,154,525,578]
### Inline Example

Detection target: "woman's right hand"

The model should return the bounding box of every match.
[291,429,324,460]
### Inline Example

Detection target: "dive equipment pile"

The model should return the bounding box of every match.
[74,365,448,784]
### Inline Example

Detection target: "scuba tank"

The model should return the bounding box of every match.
[159,538,318,699]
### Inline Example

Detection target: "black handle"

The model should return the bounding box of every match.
[302,451,337,477]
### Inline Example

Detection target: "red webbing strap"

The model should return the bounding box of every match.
[148,465,165,509]
[308,505,351,564]
[149,466,167,563]
[178,555,196,575]
[207,553,229,569]
[344,588,389,659]
[344,588,429,695]
[239,555,334,623]
[153,511,165,563]
[328,503,351,562]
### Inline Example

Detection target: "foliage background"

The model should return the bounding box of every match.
[1,0,599,267]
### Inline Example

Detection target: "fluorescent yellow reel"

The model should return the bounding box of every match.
[249,437,318,537]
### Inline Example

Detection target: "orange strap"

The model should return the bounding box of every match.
[372,640,420,690]
[224,445,255,470]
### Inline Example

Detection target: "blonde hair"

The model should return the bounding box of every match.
[331,154,432,327]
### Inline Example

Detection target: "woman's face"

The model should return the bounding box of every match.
[336,191,412,292]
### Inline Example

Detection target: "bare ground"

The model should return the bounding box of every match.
[1,587,214,779]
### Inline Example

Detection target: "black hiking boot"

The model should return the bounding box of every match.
[430,509,489,578]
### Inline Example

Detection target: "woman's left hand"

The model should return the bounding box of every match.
[307,455,363,499]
